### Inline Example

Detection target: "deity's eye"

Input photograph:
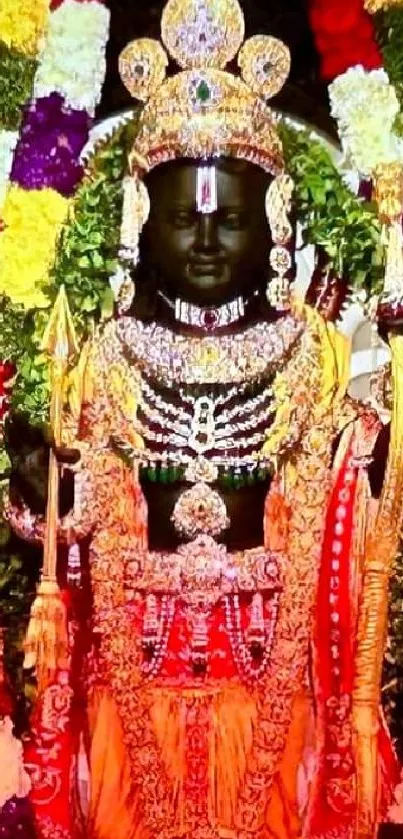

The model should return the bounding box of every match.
[170,209,196,229]
[220,210,248,231]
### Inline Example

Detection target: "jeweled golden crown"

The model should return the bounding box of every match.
[119,0,290,176]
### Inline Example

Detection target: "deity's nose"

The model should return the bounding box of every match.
[194,213,220,254]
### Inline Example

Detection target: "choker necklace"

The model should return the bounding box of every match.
[158,290,247,330]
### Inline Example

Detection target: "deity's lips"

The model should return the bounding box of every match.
[187,259,226,278]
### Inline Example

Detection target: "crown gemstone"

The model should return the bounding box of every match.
[196,80,211,102]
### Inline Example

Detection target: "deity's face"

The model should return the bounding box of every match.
[139,157,273,307]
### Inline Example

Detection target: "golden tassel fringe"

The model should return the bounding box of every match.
[24,576,69,694]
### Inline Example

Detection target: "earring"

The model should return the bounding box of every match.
[109,173,151,315]
[109,264,136,314]
[265,174,294,310]
[119,174,150,265]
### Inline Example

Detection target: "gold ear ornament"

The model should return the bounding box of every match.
[265,174,294,311]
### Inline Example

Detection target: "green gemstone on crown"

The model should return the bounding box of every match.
[196,80,211,103]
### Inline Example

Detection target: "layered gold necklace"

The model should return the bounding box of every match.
[114,312,304,385]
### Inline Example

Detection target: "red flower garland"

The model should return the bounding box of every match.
[50,0,105,8]
[308,0,383,81]
[0,362,15,423]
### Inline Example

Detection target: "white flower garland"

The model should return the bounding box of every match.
[0,717,31,809]
[34,0,110,114]
[0,130,18,207]
[329,65,402,178]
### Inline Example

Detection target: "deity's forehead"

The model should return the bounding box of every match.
[144,157,272,211]
[144,156,272,182]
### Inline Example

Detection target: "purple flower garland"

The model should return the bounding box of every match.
[11,92,90,196]
[0,796,37,839]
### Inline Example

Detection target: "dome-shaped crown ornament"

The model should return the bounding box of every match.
[119,38,168,102]
[119,0,290,177]
[160,0,245,70]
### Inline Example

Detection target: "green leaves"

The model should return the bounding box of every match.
[0,43,37,130]
[279,122,384,296]
[48,121,132,339]
[376,8,403,119]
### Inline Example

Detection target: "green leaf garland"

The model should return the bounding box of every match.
[0,43,37,130]
[375,8,403,114]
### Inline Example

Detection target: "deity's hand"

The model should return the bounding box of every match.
[4,414,79,516]
[376,298,403,343]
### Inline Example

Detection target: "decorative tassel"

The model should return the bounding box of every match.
[23,578,69,683]
[374,162,403,303]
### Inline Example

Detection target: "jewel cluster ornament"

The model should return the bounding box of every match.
[171,480,230,539]
[126,534,283,680]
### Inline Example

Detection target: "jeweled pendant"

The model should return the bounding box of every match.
[171,481,230,538]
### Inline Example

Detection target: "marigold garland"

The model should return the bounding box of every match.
[0,186,69,310]
[0,0,49,58]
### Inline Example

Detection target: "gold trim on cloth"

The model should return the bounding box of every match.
[353,334,403,839]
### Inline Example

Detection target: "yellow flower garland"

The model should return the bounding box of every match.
[0,0,49,57]
[0,186,69,309]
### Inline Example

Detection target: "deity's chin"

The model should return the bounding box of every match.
[174,266,244,305]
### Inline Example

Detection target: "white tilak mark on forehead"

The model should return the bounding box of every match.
[196,165,218,214]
